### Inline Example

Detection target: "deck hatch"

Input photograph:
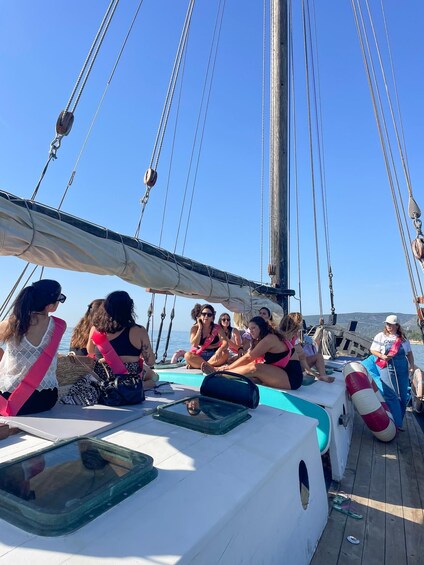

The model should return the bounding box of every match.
[0,437,157,536]
[153,394,251,434]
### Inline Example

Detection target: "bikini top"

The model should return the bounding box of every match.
[199,333,219,348]
[109,326,141,357]
[264,339,294,366]
[264,349,291,364]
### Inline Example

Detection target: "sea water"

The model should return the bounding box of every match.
[59,328,424,365]
[59,329,190,360]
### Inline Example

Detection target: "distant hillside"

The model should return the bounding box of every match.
[303,312,417,340]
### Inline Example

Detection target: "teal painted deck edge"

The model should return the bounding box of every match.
[156,371,331,454]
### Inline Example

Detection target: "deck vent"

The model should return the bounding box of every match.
[0,437,157,536]
[153,395,251,434]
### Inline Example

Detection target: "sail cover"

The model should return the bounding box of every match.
[0,191,292,315]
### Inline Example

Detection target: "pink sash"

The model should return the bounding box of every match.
[376,337,402,368]
[91,330,129,374]
[190,324,220,355]
[0,316,66,417]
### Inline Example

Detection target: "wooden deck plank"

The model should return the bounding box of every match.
[312,408,424,565]
[337,423,374,564]
[384,429,407,565]
[311,415,365,565]
[361,438,386,565]
[399,412,424,564]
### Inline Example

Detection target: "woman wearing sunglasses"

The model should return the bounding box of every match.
[184,304,229,369]
[0,280,67,415]
[218,313,243,360]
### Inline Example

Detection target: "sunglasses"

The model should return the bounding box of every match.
[57,293,67,304]
[221,318,230,322]
[201,312,213,317]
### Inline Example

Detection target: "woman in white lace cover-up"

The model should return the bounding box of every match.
[0,279,66,415]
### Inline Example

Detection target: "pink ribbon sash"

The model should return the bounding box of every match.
[0,316,66,417]
[91,330,129,374]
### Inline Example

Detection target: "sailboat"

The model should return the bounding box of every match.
[0,0,423,562]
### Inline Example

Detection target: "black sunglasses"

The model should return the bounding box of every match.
[221,318,230,322]
[57,293,67,304]
[201,312,213,317]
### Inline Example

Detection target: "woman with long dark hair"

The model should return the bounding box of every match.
[0,279,66,415]
[218,312,242,360]
[184,304,228,369]
[203,315,303,390]
[86,290,157,385]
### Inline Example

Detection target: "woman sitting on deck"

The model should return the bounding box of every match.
[184,304,229,370]
[288,312,334,383]
[0,280,66,416]
[218,313,242,361]
[202,315,303,390]
[87,291,158,387]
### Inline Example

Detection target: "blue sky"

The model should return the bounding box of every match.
[1,0,423,331]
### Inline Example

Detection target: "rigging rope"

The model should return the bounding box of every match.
[301,0,324,322]
[288,0,302,314]
[351,0,424,337]
[3,0,141,317]
[31,0,120,201]
[260,0,268,284]
[134,0,196,238]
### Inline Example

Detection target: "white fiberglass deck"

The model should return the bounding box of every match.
[288,371,354,481]
[0,385,328,564]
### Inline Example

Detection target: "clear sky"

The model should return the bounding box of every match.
[1,0,423,331]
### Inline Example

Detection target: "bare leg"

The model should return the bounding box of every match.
[306,353,334,383]
[208,349,229,367]
[224,362,293,390]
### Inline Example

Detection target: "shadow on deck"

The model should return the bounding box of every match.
[312,409,424,564]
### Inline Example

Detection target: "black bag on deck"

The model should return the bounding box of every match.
[200,371,259,409]
[98,374,144,407]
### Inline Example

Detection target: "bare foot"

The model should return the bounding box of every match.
[201,361,216,375]
[317,375,335,383]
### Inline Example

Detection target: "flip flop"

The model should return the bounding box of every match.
[332,494,351,506]
[332,502,363,520]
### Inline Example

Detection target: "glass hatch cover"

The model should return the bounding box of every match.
[154,395,251,434]
[0,437,157,536]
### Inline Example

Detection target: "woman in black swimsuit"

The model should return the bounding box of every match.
[203,315,303,390]
[86,291,157,385]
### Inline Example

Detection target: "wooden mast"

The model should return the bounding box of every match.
[270,0,289,313]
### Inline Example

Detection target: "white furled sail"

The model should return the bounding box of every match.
[0,190,290,315]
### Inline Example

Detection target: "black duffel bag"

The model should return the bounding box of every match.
[98,374,144,407]
[200,371,259,409]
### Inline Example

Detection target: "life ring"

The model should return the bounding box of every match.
[343,361,396,442]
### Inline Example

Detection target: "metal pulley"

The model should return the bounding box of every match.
[268,263,276,277]
[412,236,424,260]
[408,196,421,220]
[55,111,74,136]
[144,168,158,188]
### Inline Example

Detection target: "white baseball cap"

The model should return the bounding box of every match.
[385,314,398,325]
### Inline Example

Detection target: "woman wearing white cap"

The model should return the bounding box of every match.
[370,315,414,429]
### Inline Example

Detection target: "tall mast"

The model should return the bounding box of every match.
[270,0,289,313]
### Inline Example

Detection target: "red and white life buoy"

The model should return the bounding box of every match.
[343,361,396,442]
